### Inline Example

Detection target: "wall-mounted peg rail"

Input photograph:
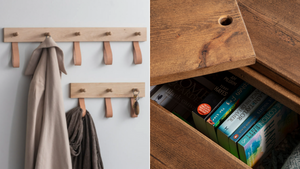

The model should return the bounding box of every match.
[4,27,147,42]
[3,27,147,67]
[70,82,145,98]
[70,82,145,118]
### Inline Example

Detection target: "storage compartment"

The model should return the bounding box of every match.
[150,67,300,169]
[150,0,300,168]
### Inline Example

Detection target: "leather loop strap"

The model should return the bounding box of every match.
[73,42,82,66]
[103,41,113,65]
[105,98,113,118]
[133,41,142,64]
[78,98,86,117]
[12,42,20,68]
[130,98,138,118]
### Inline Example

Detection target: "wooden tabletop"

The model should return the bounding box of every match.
[150,0,256,85]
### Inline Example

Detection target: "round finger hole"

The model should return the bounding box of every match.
[219,16,233,26]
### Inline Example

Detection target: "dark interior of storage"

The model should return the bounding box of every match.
[151,71,300,169]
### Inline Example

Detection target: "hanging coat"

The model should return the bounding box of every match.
[24,37,72,169]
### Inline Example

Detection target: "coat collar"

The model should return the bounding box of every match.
[25,37,67,76]
[37,36,59,49]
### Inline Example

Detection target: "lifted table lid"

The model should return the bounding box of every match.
[151,0,256,85]
[237,0,300,97]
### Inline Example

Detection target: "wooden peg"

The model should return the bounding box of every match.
[103,41,113,65]
[135,32,141,36]
[11,42,20,68]
[79,88,86,92]
[105,98,113,118]
[75,32,81,36]
[73,42,82,66]
[106,88,113,92]
[132,88,139,93]
[78,98,86,117]
[44,32,51,36]
[13,32,19,36]
[133,41,142,64]
[105,32,111,36]
[130,98,138,118]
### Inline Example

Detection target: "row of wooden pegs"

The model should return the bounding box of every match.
[70,82,145,118]
[72,32,142,66]
[5,27,147,68]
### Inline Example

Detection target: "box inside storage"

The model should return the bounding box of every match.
[151,70,300,168]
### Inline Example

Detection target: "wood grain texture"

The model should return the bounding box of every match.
[151,0,256,85]
[69,83,145,98]
[238,0,300,95]
[230,67,300,115]
[150,1,300,168]
[3,27,147,42]
[151,155,169,169]
[151,56,255,85]
[251,63,300,97]
[151,100,251,169]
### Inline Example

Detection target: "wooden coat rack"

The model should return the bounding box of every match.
[3,27,147,67]
[69,82,145,118]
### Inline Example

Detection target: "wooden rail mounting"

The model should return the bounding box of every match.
[4,27,147,42]
[4,27,146,68]
[70,82,145,98]
[70,82,145,118]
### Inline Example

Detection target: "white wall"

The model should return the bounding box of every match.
[0,1,150,169]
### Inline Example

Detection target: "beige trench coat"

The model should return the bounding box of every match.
[24,37,72,169]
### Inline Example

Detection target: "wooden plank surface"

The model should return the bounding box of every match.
[70,83,145,98]
[151,57,255,86]
[150,100,251,169]
[151,0,256,85]
[150,155,169,169]
[4,27,147,42]
[251,63,300,97]
[230,67,300,115]
[238,0,300,95]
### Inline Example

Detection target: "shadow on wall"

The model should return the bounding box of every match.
[0,43,11,68]
[9,76,30,169]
